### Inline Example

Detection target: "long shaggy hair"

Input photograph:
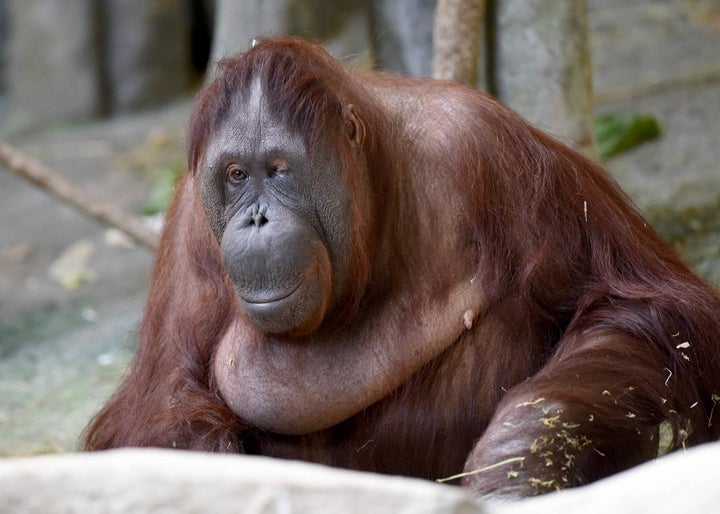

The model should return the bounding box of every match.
[83,37,720,498]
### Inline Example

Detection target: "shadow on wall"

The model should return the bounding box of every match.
[0,0,214,131]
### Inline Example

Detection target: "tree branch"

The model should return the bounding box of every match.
[432,0,485,85]
[0,137,159,251]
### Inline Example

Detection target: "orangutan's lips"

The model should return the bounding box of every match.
[241,282,302,307]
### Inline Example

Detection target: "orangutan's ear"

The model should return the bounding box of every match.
[345,104,365,147]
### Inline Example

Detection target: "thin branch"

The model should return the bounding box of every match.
[436,456,525,483]
[0,137,159,251]
[432,0,485,86]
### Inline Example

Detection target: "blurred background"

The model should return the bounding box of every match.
[0,0,718,455]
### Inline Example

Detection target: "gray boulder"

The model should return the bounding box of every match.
[0,449,483,514]
[2,443,720,513]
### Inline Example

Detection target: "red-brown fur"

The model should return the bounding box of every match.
[84,38,720,499]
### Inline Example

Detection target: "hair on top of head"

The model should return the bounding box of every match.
[188,37,377,173]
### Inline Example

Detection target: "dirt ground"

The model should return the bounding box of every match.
[0,103,188,454]
[1,1,719,456]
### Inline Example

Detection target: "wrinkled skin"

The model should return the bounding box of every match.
[199,82,353,336]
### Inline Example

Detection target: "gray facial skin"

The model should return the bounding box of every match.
[199,82,353,336]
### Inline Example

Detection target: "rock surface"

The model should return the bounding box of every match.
[0,449,484,514]
[103,0,193,114]
[495,0,596,152]
[7,0,102,123]
[1,443,719,513]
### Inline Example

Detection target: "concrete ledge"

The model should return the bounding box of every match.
[0,449,484,514]
[2,442,720,513]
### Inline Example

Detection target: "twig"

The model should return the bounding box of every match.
[0,137,159,251]
[436,456,525,483]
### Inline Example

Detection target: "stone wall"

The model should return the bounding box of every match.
[5,0,199,127]
[8,0,103,122]
[0,0,8,92]
[4,0,594,150]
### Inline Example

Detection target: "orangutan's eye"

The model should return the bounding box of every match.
[227,165,248,184]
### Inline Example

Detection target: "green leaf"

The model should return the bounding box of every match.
[595,113,662,159]
[143,165,184,215]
